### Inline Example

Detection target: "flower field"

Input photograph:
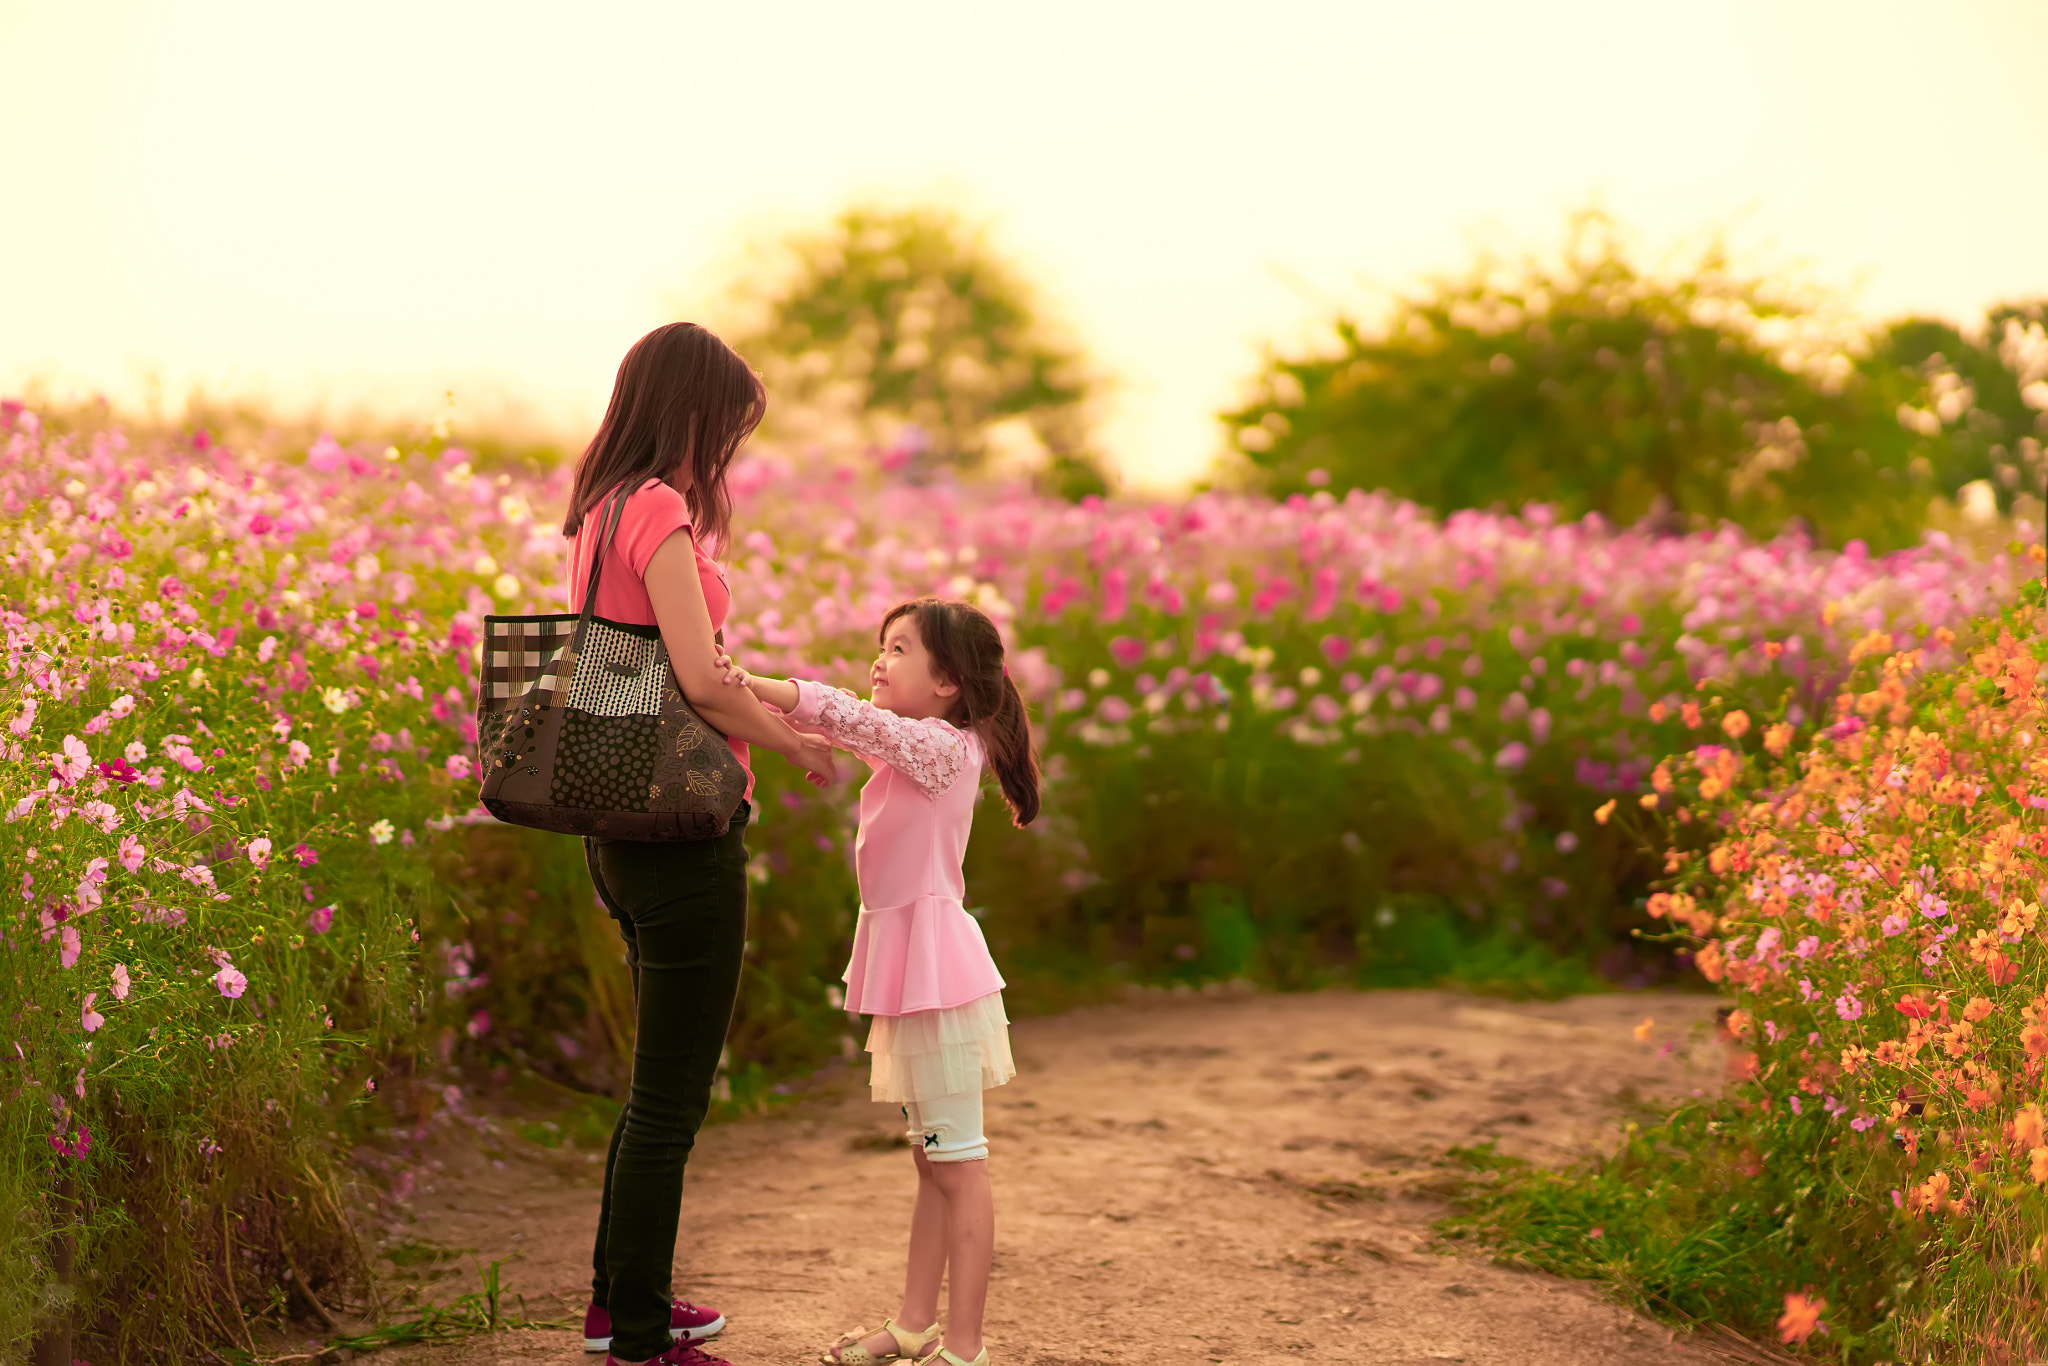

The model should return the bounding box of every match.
[0,401,2027,1358]
[1444,585,2048,1362]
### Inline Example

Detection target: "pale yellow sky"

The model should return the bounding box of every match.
[3,1,2044,488]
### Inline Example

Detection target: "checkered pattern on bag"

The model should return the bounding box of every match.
[480,615,575,715]
[563,620,668,717]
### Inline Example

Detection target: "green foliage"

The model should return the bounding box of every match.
[1224,213,2048,550]
[735,204,1108,496]
[1441,1107,1922,1360]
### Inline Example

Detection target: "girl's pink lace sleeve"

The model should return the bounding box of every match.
[790,679,970,798]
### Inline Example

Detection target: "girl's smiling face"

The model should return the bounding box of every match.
[870,615,958,720]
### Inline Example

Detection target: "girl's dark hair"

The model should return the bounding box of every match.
[561,322,766,554]
[881,598,1040,826]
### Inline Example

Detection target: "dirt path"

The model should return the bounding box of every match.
[365,988,1730,1366]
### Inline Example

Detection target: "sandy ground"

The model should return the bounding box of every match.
[346,987,1736,1366]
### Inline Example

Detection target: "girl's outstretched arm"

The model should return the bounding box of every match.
[712,653,969,796]
[786,681,970,798]
[717,659,799,714]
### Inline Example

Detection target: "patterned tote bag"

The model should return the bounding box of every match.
[473,485,748,840]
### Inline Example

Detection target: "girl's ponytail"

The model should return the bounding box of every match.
[879,597,1041,827]
[982,670,1040,826]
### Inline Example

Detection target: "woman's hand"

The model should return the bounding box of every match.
[792,733,839,787]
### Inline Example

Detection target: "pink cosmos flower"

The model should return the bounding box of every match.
[292,842,319,867]
[81,992,105,1032]
[213,963,248,998]
[287,740,311,768]
[307,905,335,934]
[108,693,135,719]
[245,837,272,870]
[307,434,346,472]
[61,924,81,968]
[8,699,36,736]
[445,754,474,780]
[51,734,90,786]
[112,962,131,1000]
[76,857,109,910]
[118,834,145,872]
[466,1009,491,1039]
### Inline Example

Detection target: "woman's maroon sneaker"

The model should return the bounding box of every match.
[584,1299,727,1352]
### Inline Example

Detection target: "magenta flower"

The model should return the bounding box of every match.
[292,842,319,867]
[445,754,474,780]
[307,905,335,934]
[49,1120,91,1159]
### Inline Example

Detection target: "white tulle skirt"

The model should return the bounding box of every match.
[864,990,1015,1103]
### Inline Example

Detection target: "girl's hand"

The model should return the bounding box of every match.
[712,648,752,688]
[792,734,839,787]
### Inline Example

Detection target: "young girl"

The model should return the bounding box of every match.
[715,597,1038,1366]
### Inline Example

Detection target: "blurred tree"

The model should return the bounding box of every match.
[734,205,1109,498]
[1857,302,2048,516]
[1221,213,2045,547]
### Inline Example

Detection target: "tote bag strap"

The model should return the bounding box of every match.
[570,483,633,657]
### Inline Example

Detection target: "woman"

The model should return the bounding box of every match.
[563,323,837,1366]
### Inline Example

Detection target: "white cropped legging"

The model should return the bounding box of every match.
[901,1089,988,1163]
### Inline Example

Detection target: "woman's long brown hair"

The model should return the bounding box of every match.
[561,322,766,554]
[881,598,1040,826]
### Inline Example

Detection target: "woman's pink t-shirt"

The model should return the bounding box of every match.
[565,477,751,798]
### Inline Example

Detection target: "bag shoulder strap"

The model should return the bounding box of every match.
[573,483,633,653]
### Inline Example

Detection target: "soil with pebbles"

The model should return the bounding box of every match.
[342,987,1741,1366]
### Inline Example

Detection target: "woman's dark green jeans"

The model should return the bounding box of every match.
[584,805,749,1362]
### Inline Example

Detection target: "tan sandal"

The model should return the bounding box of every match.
[822,1317,942,1364]
[916,1346,990,1366]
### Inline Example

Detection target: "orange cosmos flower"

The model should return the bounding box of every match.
[1777,1292,1825,1344]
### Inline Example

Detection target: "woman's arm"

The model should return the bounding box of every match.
[642,533,836,781]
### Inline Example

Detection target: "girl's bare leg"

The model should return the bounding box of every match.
[831,1151,945,1362]
[924,1153,992,1359]
[898,1150,950,1329]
